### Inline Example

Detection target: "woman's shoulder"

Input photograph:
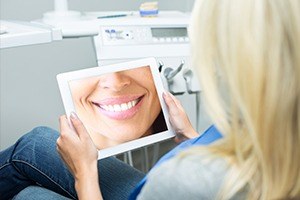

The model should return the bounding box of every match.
[138,153,229,200]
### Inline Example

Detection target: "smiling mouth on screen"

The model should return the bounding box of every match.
[92,95,144,120]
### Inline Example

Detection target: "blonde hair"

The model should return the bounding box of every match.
[188,0,300,199]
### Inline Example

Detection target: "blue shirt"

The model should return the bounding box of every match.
[129,125,222,200]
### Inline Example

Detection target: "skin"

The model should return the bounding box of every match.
[68,66,162,149]
[57,91,198,199]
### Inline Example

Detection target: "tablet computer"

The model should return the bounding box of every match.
[57,57,174,159]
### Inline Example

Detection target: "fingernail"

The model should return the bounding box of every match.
[164,91,171,96]
[70,112,78,119]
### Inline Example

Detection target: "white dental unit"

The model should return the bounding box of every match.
[0,21,62,48]
[90,11,201,130]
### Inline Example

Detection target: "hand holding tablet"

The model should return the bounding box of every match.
[57,57,174,159]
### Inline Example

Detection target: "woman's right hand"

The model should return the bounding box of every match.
[163,91,198,143]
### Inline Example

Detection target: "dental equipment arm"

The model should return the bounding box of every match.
[163,60,184,80]
[163,60,185,94]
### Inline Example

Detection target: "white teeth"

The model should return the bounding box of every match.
[121,103,127,111]
[102,105,109,110]
[108,105,114,112]
[113,104,122,112]
[133,99,138,106]
[127,101,133,109]
[99,99,140,112]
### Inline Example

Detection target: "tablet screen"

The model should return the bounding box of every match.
[68,66,167,149]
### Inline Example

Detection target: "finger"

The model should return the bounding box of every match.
[59,115,71,134]
[167,91,184,109]
[56,140,68,163]
[59,115,80,140]
[56,137,61,146]
[56,141,63,158]
[70,112,89,139]
[167,93,187,114]
[163,92,179,115]
[56,137,66,152]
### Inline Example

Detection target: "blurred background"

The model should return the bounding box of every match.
[0,0,213,171]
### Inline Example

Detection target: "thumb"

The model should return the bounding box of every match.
[163,91,179,115]
[70,112,89,139]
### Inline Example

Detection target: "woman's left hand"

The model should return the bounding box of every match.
[57,113,103,200]
[57,113,98,180]
[163,91,198,143]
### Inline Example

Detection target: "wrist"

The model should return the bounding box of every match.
[75,161,98,182]
[74,165,99,193]
[74,167,102,200]
[186,128,198,139]
[75,174,99,190]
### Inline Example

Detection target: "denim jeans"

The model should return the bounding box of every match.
[13,186,70,200]
[0,126,145,200]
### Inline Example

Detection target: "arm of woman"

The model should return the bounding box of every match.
[163,91,199,143]
[57,113,103,200]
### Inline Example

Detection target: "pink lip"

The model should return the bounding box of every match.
[92,95,145,120]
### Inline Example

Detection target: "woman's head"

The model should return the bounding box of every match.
[69,66,162,149]
[190,0,300,199]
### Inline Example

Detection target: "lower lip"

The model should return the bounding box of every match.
[95,98,144,120]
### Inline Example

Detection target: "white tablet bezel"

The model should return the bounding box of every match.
[57,57,174,159]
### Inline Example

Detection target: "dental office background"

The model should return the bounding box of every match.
[0,0,213,150]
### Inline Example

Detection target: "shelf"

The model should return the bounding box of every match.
[0,20,62,49]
